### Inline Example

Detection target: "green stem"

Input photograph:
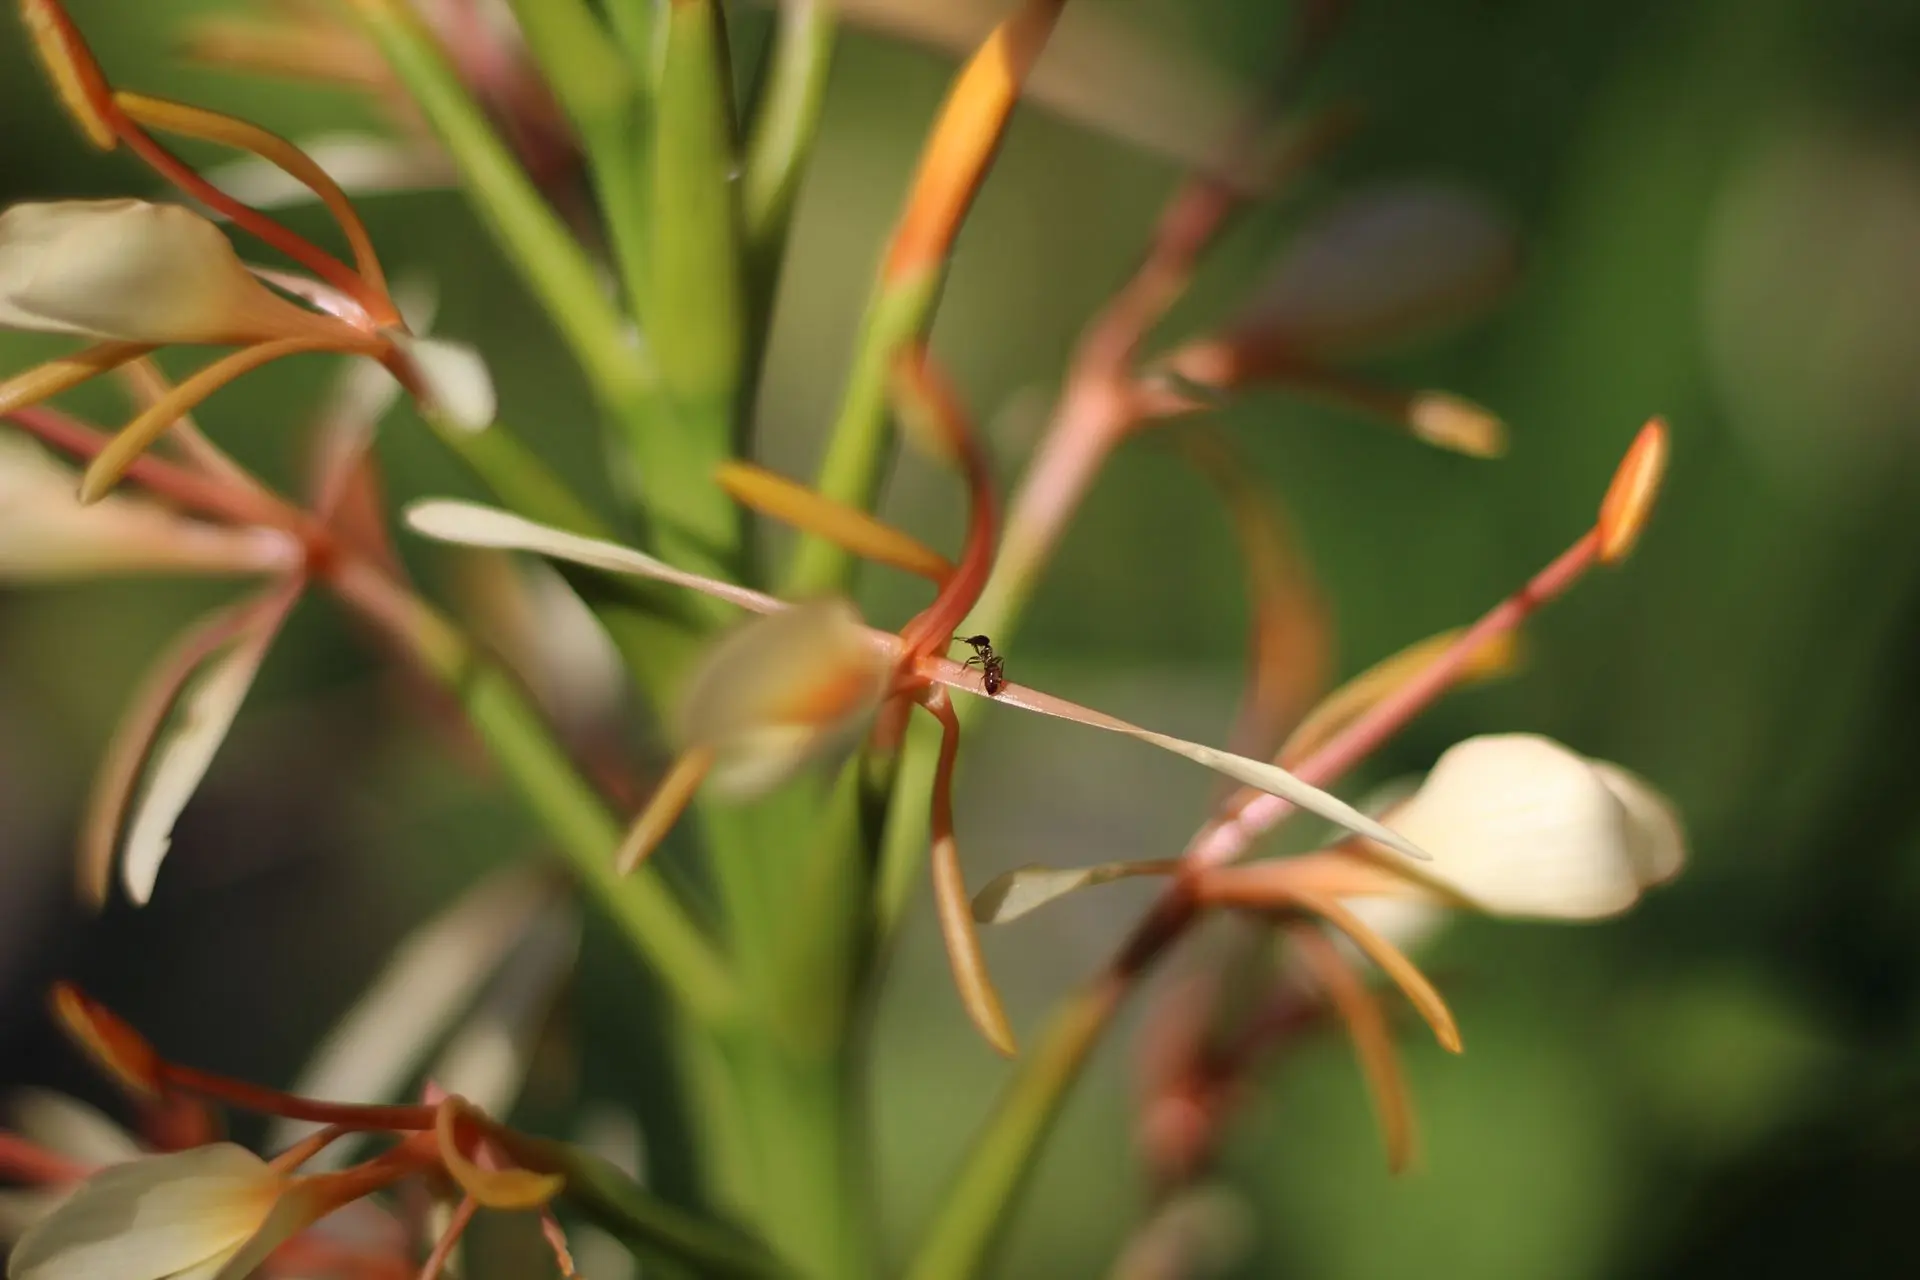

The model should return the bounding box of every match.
[502,0,635,140]
[782,268,940,595]
[742,0,838,270]
[642,0,749,555]
[902,977,1125,1280]
[349,0,654,410]
[330,560,739,1028]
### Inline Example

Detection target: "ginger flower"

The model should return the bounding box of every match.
[401,348,1436,1055]
[2,1,493,506]
[0,986,634,1280]
[8,1144,309,1280]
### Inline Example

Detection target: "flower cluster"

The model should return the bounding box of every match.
[0,0,1691,1276]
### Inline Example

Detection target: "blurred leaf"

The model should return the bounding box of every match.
[971,859,1177,925]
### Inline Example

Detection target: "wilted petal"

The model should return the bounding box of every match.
[8,1144,280,1280]
[0,200,356,346]
[676,599,893,797]
[1371,734,1684,920]
[0,436,298,581]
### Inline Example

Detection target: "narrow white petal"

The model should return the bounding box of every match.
[7,1090,142,1166]
[1125,727,1431,862]
[268,867,560,1164]
[403,500,782,614]
[121,588,294,904]
[202,135,458,209]
[428,898,580,1119]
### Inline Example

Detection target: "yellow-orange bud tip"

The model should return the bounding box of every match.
[1597,418,1669,564]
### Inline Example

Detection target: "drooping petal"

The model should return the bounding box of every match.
[0,200,359,346]
[971,860,1180,925]
[8,1144,280,1280]
[115,584,300,904]
[1369,734,1682,920]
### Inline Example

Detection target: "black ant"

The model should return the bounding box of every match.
[953,634,1006,696]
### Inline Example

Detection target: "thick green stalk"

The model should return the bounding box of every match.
[331,561,738,1028]
[742,0,838,270]
[502,0,635,139]
[347,0,655,413]
[648,0,749,468]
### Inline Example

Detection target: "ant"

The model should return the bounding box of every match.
[953,634,1007,696]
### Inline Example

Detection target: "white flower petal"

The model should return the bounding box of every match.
[8,1145,276,1280]
[7,1090,142,1167]
[1378,734,1671,920]
[202,135,458,209]
[268,867,559,1166]
[390,332,495,432]
[0,200,340,345]
[0,436,298,582]
[428,898,580,1119]
[403,500,783,615]
[1592,762,1687,888]
[121,589,294,905]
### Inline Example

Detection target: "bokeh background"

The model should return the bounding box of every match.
[6,0,1920,1275]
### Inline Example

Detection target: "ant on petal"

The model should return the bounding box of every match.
[953,634,1006,696]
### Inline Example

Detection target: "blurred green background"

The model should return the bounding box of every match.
[6,0,1920,1275]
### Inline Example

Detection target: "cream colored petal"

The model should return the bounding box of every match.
[121,587,295,905]
[0,1189,70,1246]
[0,436,298,582]
[428,897,580,1119]
[676,599,893,798]
[1380,734,1645,920]
[8,1145,277,1280]
[1592,762,1687,888]
[267,867,560,1166]
[7,1090,142,1166]
[388,331,495,432]
[0,200,344,345]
